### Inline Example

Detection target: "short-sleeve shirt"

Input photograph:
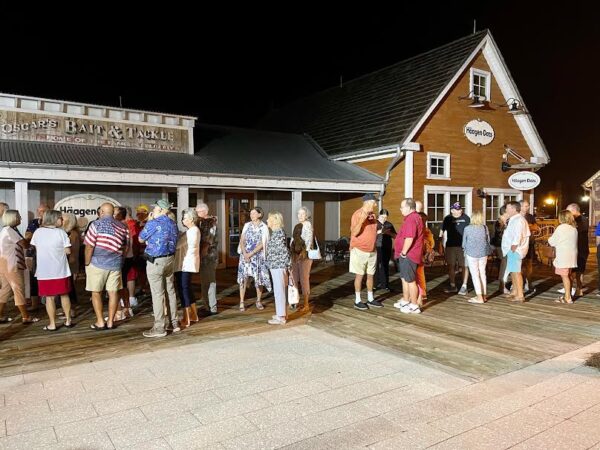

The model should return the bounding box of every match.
[395,211,424,264]
[31,227,72,280]
[84,216,129,271]
[0,227,26,273]
[442,213,470,247]
[26,218,41,234]
[139,215,178,258]
[350,209,378,253]
[376,221,397,250]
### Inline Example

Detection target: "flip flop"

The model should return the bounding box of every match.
[63,322,75,328]
[90,323,107,331]
[555,296,574,304]
[22,317,40,324]
[43,325,58,332]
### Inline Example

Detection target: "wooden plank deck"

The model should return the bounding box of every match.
[0,254,598,380]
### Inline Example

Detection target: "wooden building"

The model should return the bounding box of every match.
[262,30,550,237]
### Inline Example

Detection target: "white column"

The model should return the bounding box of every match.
[404,151,414,198]
[291,190,302,228]
[15,181,28,235]
[177,186,189,231]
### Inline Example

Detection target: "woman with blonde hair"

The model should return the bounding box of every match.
[462,210,491,304]
[290,206,313,312]
[0,210,39,323]
[548,210,578,304]
[266,211,291,325]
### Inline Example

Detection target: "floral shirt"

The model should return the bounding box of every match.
[266,229,291,270]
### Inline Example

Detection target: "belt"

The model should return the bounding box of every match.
[153,253,175,259]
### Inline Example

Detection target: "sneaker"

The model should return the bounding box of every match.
[444,285,458,294]
[400,304,422,314]
[129,297,138,308]
[143,327,167,338]
[458,285,468,296]
[557,287,576,296]
[524,287,537,297]
[393,300,409,309]
[354,302,369,311]
[367,300,384,308]
[268,317,286,325]
[172,325,181,333]
[210,306,218,314]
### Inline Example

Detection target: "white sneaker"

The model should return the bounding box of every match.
[557,287,576,296]
[400,304,421,314]
[129,297,138,308]
[393,300,410,309]
[268,317,286,325]
[458,285,468,296]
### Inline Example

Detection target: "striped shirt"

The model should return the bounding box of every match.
[84,216,129,271]
[0,227,26,272]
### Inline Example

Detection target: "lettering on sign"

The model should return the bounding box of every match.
[463,119,495,146]
[508,171,541,190]
[54,194,121,230]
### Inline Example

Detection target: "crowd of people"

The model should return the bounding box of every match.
[0,193,597,333]
[348,194,597,314]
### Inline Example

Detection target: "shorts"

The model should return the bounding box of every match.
[85,264,122,292]
[121,258,135,284]
[349,248,377,275]
[445,246,465,268]
[555,267,571,276]
[38,277,71,296]
[573,256,588,273]
[398,257,418,283]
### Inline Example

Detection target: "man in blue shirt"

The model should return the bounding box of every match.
[139,199,179,338]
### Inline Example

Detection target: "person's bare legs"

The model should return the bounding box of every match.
[354,274,364,294]
[239,278,248,310]
[45,297,57,330]
[107,291,119,328]
[60,295,72,325]
[461,266,470,288]
[511,272,525,301]
[255,286,263,309]
[401,279,409,303]
[91,292,105,327]
[561,274,573,302]
[366,274,374,292]
[408,281,419,305]
[573,272,584,296]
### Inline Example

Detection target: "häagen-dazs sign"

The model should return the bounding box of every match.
[508,171,541,191]
[54,193,121,230]
[0,110,189,153]
[463,119,495,146]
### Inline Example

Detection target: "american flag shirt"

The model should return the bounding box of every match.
[84,216,129,271]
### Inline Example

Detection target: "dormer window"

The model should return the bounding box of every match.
[470,68,491,101]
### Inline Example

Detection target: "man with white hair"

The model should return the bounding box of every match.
[196,202,219,314]
[566,203,588,297]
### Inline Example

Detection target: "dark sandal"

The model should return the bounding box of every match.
[64,322,75,328]
[43,325,59,332]
[90,323,107,331]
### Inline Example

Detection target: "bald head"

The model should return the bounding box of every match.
[100,202,115,218]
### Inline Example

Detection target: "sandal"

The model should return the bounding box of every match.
[555,296,574,304]
[90,323,107,331]
[64,321,75,328]
[43,325,59,332]
[239,302,245,312]
[468,298,486,304]
[22,317,40,324]
[0,317,13,324]
[255,301,264,311]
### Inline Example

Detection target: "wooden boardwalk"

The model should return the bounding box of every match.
[0,254,598,380]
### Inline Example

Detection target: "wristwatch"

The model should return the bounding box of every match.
[400,253,407,258]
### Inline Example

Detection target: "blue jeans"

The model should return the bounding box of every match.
[175,271,193,308]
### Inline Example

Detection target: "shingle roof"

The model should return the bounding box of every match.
[260,31,489,157]
[0,124,382,184]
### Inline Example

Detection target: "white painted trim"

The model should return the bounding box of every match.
[583,169,600,188]
[470,67,492,101]
[0,166,383,193]
[482,188,523,222]
[423,185,473,218]
[332,145,400,161]
[346,152,396,163]
[404,151,414,198]
[177,186,190,231]
[482,35,550,163]
[15,181,28,235]
[187,128,194,155]
[426,152,451,180]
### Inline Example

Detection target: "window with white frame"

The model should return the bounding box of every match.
[484,190,522,224]
[424,186,473,243]
[470,68,491,101]
[427,152,450,179]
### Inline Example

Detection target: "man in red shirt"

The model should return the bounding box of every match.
[394,198,424,314]
[349,193,379,311]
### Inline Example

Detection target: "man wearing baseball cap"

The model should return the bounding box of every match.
[349,193,380,311]
[139,199,179,338]
[440,202,470,294]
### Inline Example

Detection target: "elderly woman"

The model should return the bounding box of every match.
[548,210,578,304]
[266,211,291,325]
[238,206,271,311]
[290,206,313,312]
[462,211,491,304]
[0,210,39,323]
[53,212,80,320]
[174,208,201,328]
[31,210,73,330]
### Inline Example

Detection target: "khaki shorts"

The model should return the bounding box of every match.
[85,264,122,292]
[349,248,377,275]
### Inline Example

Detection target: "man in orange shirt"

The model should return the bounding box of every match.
[350,193,379,311]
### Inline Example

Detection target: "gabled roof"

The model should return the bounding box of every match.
[0,124,382,184]
[260,31,489,157]
[583,170,600,189]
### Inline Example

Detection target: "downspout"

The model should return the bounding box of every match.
[379,145,404,209]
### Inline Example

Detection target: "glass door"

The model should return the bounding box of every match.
[225,193,254,267]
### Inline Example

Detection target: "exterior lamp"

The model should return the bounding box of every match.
[458,91,485,108]
[495,98,529,115]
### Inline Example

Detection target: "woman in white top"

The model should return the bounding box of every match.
[290,206,313,312]
[0,210,39,323]
[31,210,73,330]
[548,210,578,304]
[174,208,201,328]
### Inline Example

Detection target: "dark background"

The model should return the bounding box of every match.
[1,3,597,213]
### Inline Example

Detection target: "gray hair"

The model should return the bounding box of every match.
[566,203,580,213]
[42,210,63,227]
[0,202,9,215]
[298,206,312,219]
[2,210,19,227]
[402,198,417,211]
[196,203,209,213]
[182,208,199,224]
[61,212,78,233]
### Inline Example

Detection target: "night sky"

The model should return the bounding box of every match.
[1,3,597,212]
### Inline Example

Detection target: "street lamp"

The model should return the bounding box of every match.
[582,195,590,202]
[544,197,558,218]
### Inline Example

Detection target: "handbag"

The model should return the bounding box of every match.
[287,271,299,305]
[484,226,494,256]
[308,235,322,260]
[540,245,556,259]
